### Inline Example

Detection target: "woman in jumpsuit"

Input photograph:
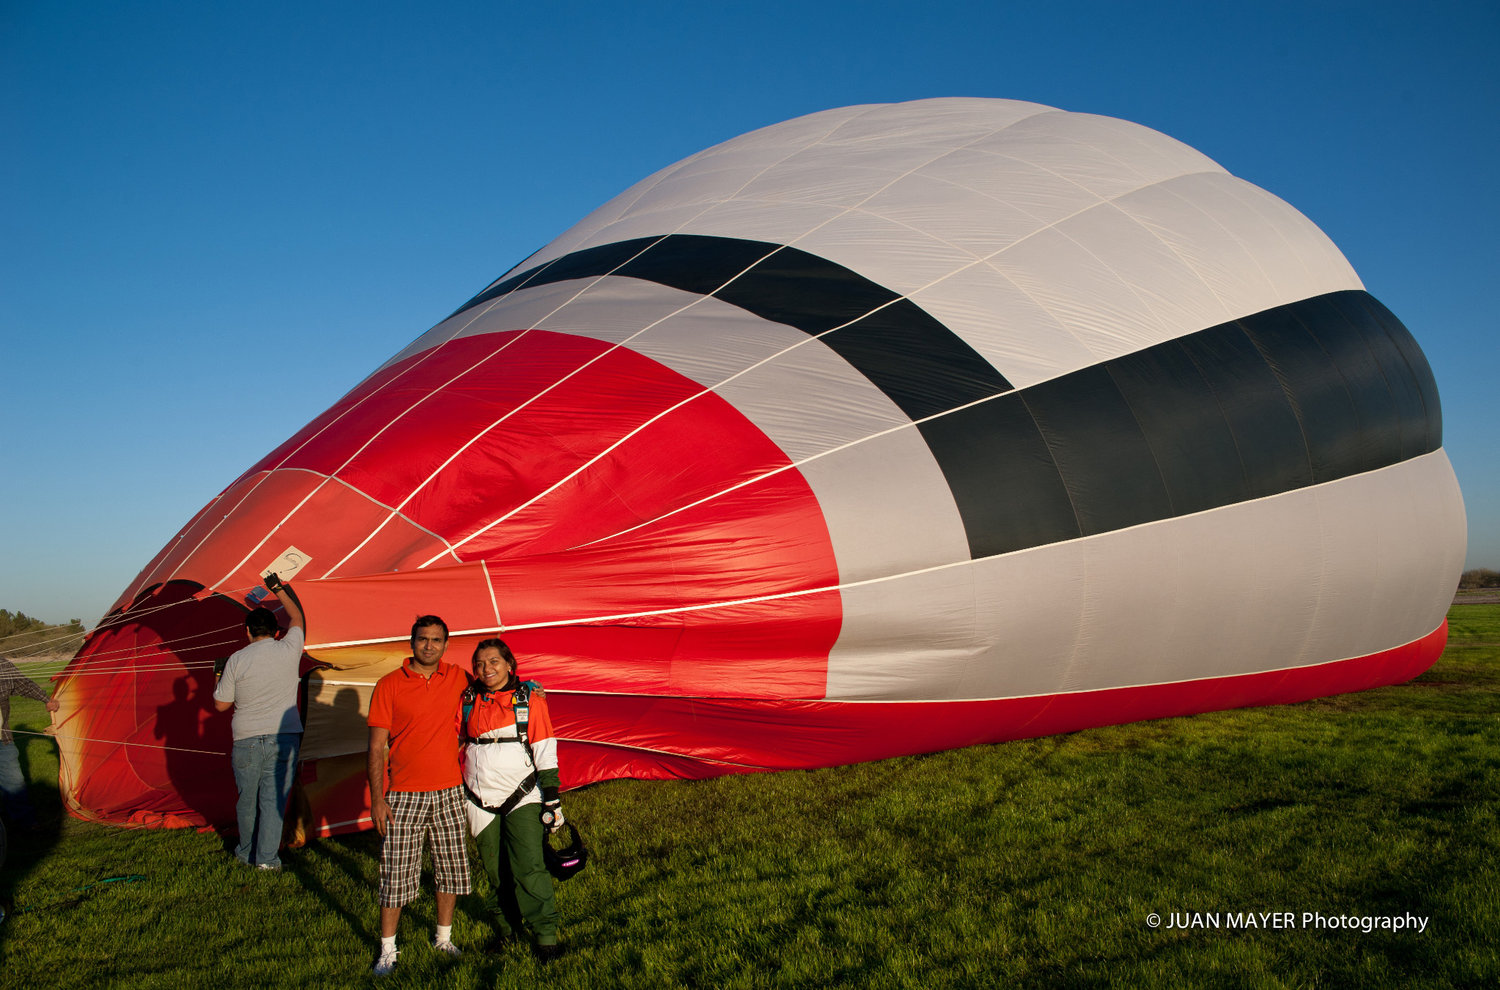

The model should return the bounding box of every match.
[460,638,564,959]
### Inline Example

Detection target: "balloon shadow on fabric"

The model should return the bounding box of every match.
[153,673,234,838]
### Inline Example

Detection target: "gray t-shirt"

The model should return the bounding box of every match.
[213,627,306,740]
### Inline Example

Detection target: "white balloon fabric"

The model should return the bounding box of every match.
[56,98,1466,834]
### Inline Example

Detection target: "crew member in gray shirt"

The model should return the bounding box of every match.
[213,573,305,870]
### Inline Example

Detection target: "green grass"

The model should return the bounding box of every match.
[3,607,1498,989]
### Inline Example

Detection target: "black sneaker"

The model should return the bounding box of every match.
[534,942,564,963]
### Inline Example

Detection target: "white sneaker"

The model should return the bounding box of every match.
[433,938,463,958]
[373,945,399,976]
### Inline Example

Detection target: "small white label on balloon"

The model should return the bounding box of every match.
[262,547,312,581]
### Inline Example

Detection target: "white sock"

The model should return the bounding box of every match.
[381,935,397,953]
[435,925,452,945]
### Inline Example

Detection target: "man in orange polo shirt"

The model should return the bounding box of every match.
[366,614,473,976]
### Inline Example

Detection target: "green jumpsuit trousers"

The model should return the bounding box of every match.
[477,804,558,945]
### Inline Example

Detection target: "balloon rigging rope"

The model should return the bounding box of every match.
[60,630,245,670]
[0,627,87,650]
[56,658,225,678]
[93,582,265,627]
[27,585,277,671]
[5,585,259,659]
[41,626,247,672]
[8,726,227,756]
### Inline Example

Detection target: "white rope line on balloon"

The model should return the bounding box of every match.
[413,252,856,568]
[606,102,896,247]
[209,327,545,586]
[314,330,551,577]
[329,238,682,578]
[136,265,533,600]
[682,105,1224,370]
[0,596,251,646]
[377,238,607,371]
[72,579,309,661]
[199,468,460,583]
[202,243,646,591]
[121,484,296,608]
[57,658,220,679]
[59,628,251,670]
[30,586,304,676]
[90,606,242,641]
[52,621,252,671]
[426,279,931,562]
[549,734,766,770]
[0,724,657,770]
[565,359,1055,553]
[55,666,219,684]
[8,725,228,756]
[89,595,210,630]
[65,648,224,672]
[58,653,230,678]
[386,455,1438,647]
[0,624,81,646]
[65,620,251,665]
[88,579,268,633]
[59,622,307,672]
[303,550,973,650]
[0,628,87,653]
[52,639,236,672]
[519,105,854,271]
[4,622,245,670]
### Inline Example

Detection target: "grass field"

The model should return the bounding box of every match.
[2,606,1497,988]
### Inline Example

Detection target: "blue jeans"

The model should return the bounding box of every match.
[230,732,301,868]
[0,740,33,827]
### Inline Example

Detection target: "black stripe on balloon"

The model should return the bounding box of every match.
[453,238,1439,560]
[450,233,1014,419]
[923,288,1442,557]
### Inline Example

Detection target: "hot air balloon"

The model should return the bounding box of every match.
[53,98,1466,836]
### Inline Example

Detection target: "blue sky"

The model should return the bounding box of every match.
[3,0,1496,625]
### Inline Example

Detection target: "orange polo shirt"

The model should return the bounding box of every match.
[368,659,471,793]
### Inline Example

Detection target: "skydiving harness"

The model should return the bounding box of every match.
[460,680,543,819]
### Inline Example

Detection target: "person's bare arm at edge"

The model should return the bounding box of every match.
[264,573,305,632]
[368,725,393,836]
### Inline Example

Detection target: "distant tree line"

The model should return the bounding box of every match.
[1459,569,1500,589]
[0,609,86,657]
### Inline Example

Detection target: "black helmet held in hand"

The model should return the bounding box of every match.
[543,822,587,881]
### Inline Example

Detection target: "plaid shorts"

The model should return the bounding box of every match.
[378,786,472,907]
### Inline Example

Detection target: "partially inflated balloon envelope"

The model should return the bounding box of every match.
[55,98,1465,834]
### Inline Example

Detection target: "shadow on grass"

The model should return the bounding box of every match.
[287,829,384,944]
[0,757,64,948]
[285,827,501,957]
